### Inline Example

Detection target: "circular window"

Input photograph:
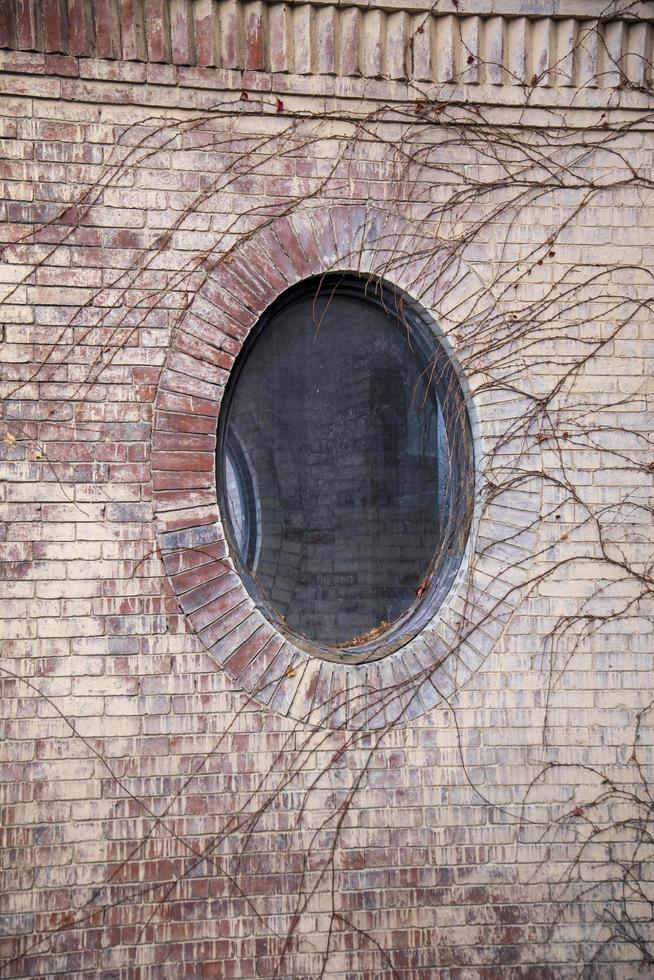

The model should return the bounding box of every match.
[217,274,473,665]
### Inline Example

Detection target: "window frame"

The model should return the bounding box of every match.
[216,272,475,665]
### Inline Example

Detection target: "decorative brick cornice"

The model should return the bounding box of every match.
[152,204,542,731]
[0,0,652,104]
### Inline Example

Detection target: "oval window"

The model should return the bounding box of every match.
[217,274,473,664]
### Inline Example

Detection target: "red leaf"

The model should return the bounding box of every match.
[239,90,249,101]
[572,806,584,817]
[467,55,475,65]
[275,97,284,113]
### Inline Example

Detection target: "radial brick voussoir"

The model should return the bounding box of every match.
[153,203,541,730]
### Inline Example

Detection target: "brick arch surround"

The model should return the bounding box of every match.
[152,204,540,730]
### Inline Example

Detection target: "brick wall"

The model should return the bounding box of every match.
[0,2,653,978]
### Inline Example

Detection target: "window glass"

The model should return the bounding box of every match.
[218,275,472,661]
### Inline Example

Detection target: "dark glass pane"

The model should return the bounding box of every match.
[220,278,459,651]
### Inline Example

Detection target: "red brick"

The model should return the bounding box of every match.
[155,390,220,418]
[119,0,146,61]
[340,8,361,76]
[67,0,93,55]
[204,264,265,319]
[170,0,194,66]
[195,287,252,334]
[239,637,290,700]
[223,624,275,678]
[158,506,219,538]
[42,0,68,53]
[175,331,233,371]
[152,430,215,453]
[219,0,239,69]
[196,598,250,647]
[188,584,243,631]
[0,0,15,48]
[315,7,337,75]
[194,0,218,68]
[0,49,45,72]
[171,558,231,596]
[15,0,40,50]
[272,215,318,279]
[93,0,121,59]
[161,540,227,577]
[144,0,169,62]
[237,241,287,298]
[154,409,216,435]
[159,366,223,403]
[152,469,214,491]
[44,52,78,75]
[312,206,339,266]
[231,637,286,698]
[166,349,228,387]
[151,450,214,472]
[244,1,264,71]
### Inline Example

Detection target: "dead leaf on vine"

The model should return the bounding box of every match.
[285,666,297,678]
[344,621,390,648]
[3,433,15,445]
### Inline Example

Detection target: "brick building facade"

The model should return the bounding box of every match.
[0,1,653,977]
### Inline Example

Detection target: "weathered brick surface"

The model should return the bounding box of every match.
[0,2,653,978]
[1,1,654,110]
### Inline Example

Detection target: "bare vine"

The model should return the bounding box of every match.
[1,14,653,979]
